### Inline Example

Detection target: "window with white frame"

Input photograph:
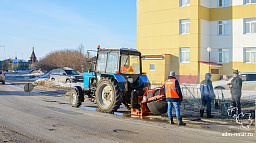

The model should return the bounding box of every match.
[218,20,229,35]
[218,0,230,7]
[244,18,256,34]
[244,0,256,4]
[179,48,190,63]
[218,49,229,63]
[244,48,256,63]
[149,63,155,71]
[179,0,190,7]
[180,19,190,35]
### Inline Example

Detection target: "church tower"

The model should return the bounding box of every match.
[29,47,37,63]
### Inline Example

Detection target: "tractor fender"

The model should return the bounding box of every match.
[138,75,150,87]
[114,74,128,91]
[100,73,128,91]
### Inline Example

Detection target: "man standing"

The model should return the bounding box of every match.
[229,70,242,115]
[200,73,215,118]
[165,71,186,125]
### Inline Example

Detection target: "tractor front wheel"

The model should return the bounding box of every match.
[95,78,122,113]
[70,86,82,107]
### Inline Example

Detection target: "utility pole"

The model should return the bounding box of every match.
[79,43,84,73]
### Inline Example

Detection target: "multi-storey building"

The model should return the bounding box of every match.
[137,0,256,84]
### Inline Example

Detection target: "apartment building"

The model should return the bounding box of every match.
[137,0,256,84]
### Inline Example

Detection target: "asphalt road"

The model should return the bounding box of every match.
[0,82,255,143]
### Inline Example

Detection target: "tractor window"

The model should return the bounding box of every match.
[97,53,107,72]
[121,55,140,74]
[106,53,119,73]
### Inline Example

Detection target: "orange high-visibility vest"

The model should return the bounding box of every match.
[165,78,179,98]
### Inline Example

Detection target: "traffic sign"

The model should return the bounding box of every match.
[13,61,19,67]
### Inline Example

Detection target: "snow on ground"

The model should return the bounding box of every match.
[33,78,84,89]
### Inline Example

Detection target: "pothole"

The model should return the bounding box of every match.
[113,129,138,134]
[59,103,70,105]
[44,100,58,103]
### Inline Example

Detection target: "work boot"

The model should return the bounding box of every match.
[200,109,204,117]
[207,110,214,118]
[178,118,186,126]
[169,117,175,124]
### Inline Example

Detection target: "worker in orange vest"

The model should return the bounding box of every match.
[164,71,186,125]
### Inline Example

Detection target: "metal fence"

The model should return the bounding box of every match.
[151,83,230,111]
[180,84,227,111]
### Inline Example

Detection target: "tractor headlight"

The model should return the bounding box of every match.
[128,78,133,83]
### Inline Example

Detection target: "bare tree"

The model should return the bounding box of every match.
[37,49,91,72]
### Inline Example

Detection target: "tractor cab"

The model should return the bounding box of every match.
[96,48,142,85]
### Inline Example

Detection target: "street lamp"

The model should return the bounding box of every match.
[207,47,212,73]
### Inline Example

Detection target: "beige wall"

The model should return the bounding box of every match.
[137,0,201,83]
[137,0,256,84]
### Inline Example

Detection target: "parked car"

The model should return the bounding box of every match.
[212,72,256,90]
[50,67,83,83]
[0,70,5,84]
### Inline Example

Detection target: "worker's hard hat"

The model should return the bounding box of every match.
[169,71,175,77]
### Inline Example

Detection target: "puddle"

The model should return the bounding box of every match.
[79,105,129,116]
[114,112,124,116]
[80,106,97,111]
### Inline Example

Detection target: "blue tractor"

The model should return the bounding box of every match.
[70,47,152,113]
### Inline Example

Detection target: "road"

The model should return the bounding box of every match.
[0,81,255,143]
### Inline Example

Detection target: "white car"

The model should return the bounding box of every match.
[212,72,256,91]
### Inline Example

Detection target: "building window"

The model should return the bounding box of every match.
[218,0,229,7]
[179,48,190,63]
[218,49,229,63]
[244,0,256,4]
[218,20,229,35]
[244,18,256,34]
[180,19,190,35]
[149,63,155,71]
[179,0,190,7]
[244,48,256,63]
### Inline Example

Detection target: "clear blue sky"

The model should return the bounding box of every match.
[0,0,137,61]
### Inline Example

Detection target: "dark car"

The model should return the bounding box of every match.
[0,70,5,84]
[50,67,83,83]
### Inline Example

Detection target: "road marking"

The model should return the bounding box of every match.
[7,83,24,90]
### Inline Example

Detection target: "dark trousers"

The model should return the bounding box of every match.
[231,96,241,115]
[200,100,211,111]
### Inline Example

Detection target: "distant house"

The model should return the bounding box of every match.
[2,58,30,71]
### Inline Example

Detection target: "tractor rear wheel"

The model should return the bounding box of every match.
[95,78,122,113]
